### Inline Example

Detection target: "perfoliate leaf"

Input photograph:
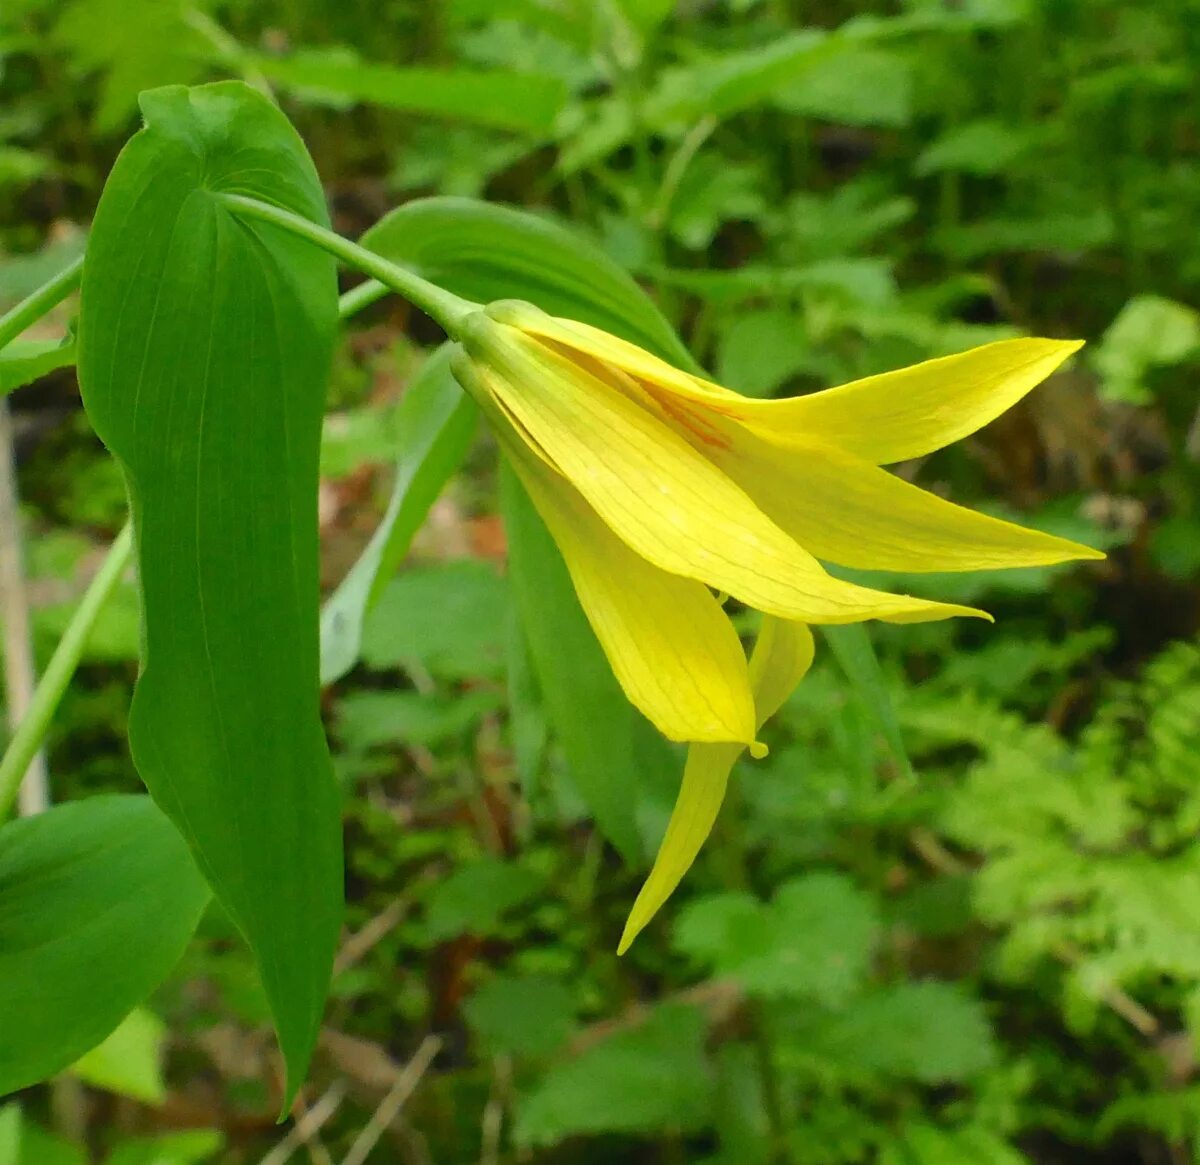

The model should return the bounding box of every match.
[76,81,342,1105]
[0,796,208,1096]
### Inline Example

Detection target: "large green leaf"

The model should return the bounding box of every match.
[360,196,697,369]
[320,345,476,684]
[0,796,208,1096]
[253,54,566,134]
[76,81,342,1102]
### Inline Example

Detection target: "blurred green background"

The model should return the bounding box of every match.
[3,0,1200,1162]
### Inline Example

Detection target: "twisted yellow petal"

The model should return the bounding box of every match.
[618,618,815,954]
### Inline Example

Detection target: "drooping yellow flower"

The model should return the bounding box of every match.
[449,299,1104,951]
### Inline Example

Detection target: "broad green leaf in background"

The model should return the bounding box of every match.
[70,1008,166,1104]
[514,1003,713,1147]
[500,464,646,863]
[772,46,913,127]
[320,345,477,684]
[788,982,997,1085]
[464,973,576,1058]
[822,624,917,781]
[915,119,1032,177]
[0,796,208,1096]
[879,1122,1028,1165]
[422,856,544,941]
[53,0,206,132]
[0,337,75,398]
[1092,294,1200,404]
[251,53,567,134]
[674,873,880,1004]
[104,1131,225,1165]
[363,560,511,680]
[360,196,697,369]
[76,81,342,1103]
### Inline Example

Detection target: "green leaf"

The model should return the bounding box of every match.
[717,308,818,398]
[880,1123,1028,1165]
[422,856,543,941]
[464,973,576,1058]
[104,1131,224,1165]
[360,196,696,369]
[0,337,75,398]
[0,796,208,1096]
[514,1003,712,1146]
[252,53,566,134]
[773,46,913,127]
[1093,294,1200,404]
[336,689,501,751]
[791,982,998,1084]
[53,0,206,131]
[362,560,511,680]
[320,345,477,684]
[821,624,916,782]
[0,1106,19,1165]
[915,120,1031,177]
[655,19,910,121]
[499,463,647,863]
[675,873,880,1004]
[70,1009,166,1104]
[75,81,342,1104]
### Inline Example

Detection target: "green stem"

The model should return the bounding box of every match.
[0,256,85,352]
[0,522,133,819]
[218,193,478,334]
[0,280,397,821]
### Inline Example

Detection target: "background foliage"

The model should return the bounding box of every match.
[2,0,1199,1162]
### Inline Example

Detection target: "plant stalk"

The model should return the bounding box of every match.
[0,521,133,819]
[0,256,84,353]
[218,193,478,334]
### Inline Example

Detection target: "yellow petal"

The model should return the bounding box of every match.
[755,338,1084,464]
[466,323,989,627]
[618,619,815,954]
[491,301,1081,467]
[501,417,758,746]
[710,428,1105,572]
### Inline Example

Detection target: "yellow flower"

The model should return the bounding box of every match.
[449,299,1104,951]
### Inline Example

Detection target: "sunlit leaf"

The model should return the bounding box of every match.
[76,81,342,1104]
[0,796,208,1096]
[70,1008,166,1104]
